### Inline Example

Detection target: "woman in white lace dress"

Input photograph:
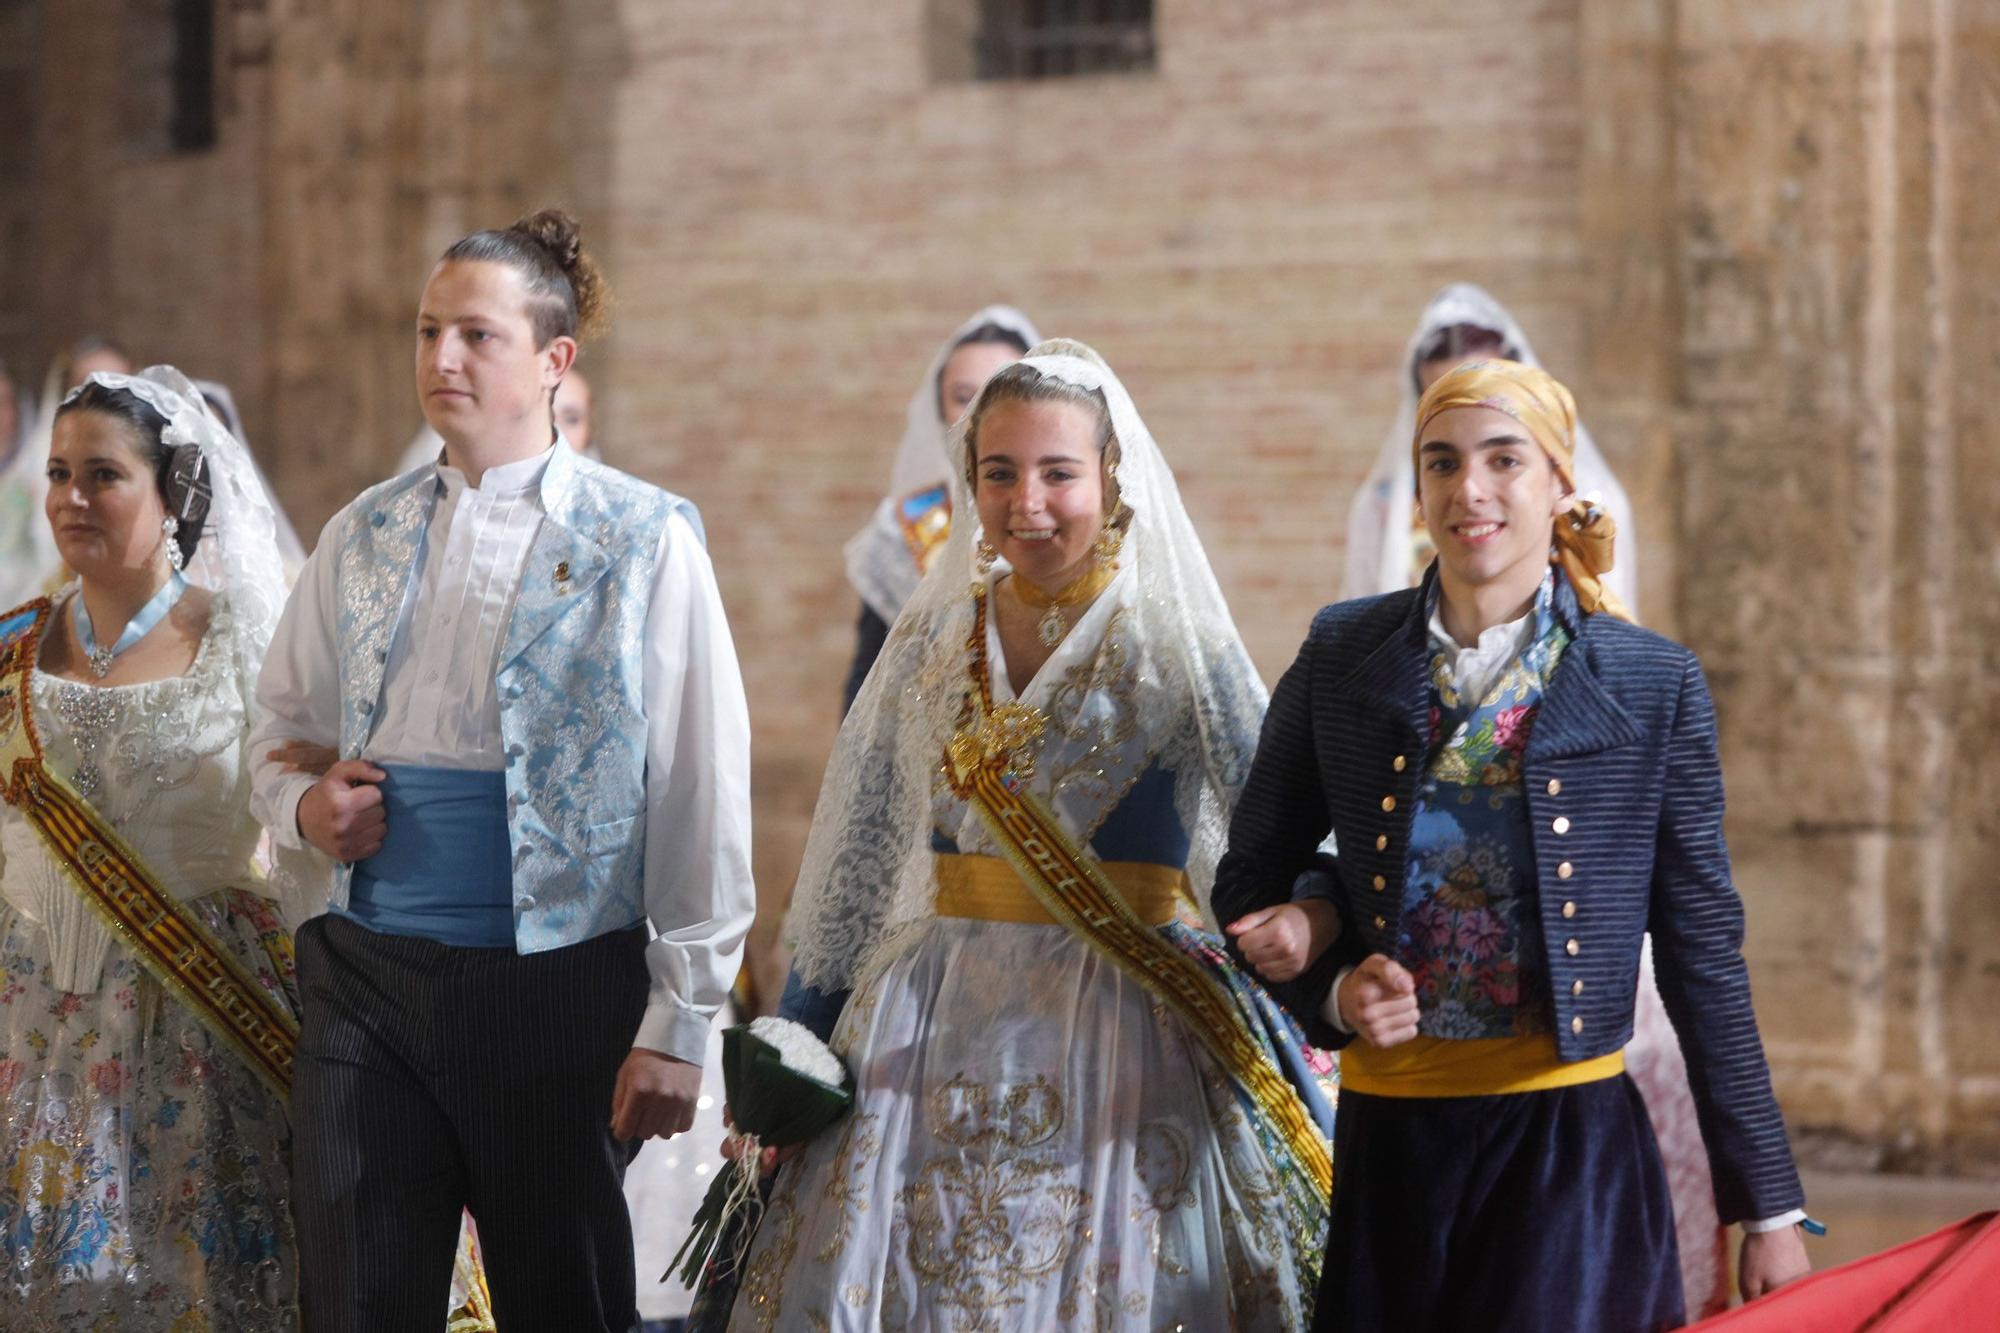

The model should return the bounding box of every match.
[0,367,315,1327]
[729,341,1333,1332]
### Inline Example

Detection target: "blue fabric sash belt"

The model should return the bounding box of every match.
[341,764,516,949]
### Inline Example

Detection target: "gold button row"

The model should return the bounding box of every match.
[1559,758,1583,1023]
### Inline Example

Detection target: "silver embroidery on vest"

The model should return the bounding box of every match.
[330,447,694,953]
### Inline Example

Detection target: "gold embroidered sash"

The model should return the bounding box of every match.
[944,588,1332,1198]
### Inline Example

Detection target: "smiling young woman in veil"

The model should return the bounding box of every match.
[731,340,1332,1332]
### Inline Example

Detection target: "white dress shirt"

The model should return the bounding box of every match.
[249,445,755,1064]
[1424,597,1541,710]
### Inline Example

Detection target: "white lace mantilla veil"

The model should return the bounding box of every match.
[64,368,292,652]
[62,367,315,923]
[1342,283,1639,611]
[842,305,1042,624]
[194,379,309,572]
[789,339,1270,992]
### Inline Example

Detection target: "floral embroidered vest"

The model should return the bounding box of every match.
[1394,576,1571,1039]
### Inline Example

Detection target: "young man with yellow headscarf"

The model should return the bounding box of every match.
[1214,360,1813,1329]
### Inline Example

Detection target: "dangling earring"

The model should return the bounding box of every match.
[162,517,185,573]
[975,537,999,575]
[1092,522,1124,568]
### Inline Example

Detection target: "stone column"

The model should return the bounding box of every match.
[1673,0,2000,1170]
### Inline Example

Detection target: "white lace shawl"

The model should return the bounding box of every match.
[790,342,1269,991]
[1,589,321,989]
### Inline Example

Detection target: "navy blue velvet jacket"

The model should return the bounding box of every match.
[1211,568,1806,1223]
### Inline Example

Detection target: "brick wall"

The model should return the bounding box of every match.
[586,0,1614,980]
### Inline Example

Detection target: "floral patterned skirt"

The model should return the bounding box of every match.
[0,889,300,1331]
[729,917,1316,1333]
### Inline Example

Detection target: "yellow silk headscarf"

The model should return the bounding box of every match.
[1412,359,1634,622]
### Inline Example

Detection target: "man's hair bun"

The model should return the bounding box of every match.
[442,208,610,345]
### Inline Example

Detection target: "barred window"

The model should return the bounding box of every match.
[168,0,218,152]
[936,0,1156,82]
[123,0,218,155]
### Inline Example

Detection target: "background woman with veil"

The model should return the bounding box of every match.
[1344,284,1638,612]
[0,366,319,1324]
[839,306,1038,715]
[730,339,1332,1331]
[1342,283,1726,1316]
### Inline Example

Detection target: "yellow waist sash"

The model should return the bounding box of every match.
[935,852,1187,928]
[1340,1034,1625,1099]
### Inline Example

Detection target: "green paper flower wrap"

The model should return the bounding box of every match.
[722,1021,853,1144]
[669,1018,853,1290]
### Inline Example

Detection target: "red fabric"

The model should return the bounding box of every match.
[1692,1212,2000,1331]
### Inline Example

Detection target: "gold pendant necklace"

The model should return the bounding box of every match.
[1010,561,1116,648]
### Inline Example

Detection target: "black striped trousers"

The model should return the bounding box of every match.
[291,913,649,1333]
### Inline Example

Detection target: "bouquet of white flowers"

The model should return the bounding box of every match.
[669,1016,853,1288]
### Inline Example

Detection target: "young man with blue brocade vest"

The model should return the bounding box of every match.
[249,212,754,1332]
[1215,359,1813,1331]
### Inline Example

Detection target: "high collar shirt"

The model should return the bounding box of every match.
[248,442,754,1064]
[1424,585,1542,708]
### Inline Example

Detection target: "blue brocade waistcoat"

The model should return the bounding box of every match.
[328,443,698,955]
